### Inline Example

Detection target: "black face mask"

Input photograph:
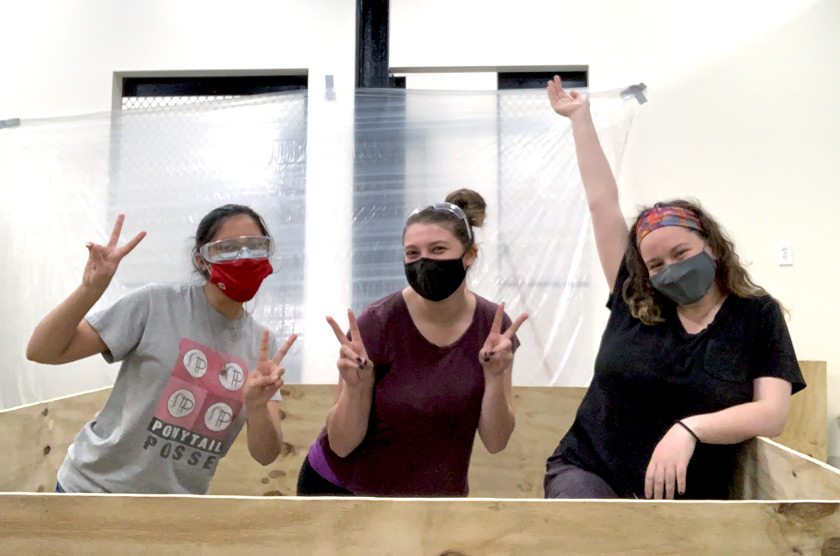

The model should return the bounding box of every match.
[404,257,467,302]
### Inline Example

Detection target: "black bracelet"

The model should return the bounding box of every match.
[675,420,701,443]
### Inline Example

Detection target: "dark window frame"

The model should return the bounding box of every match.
[121,75,308,98]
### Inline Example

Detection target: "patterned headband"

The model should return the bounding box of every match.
[634,206,704,244]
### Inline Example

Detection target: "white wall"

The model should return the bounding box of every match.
[0,0,359,401]
[392,0,840,465]
[1,0,357,118]
[2,0,838,464]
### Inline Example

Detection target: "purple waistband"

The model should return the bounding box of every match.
[307,441,345,488]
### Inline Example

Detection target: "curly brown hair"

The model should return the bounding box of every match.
[622,199,768,325]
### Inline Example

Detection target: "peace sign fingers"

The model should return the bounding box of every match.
[487,303,528,341]
[82,214,146,292]
[480,303,527,376]
[107,214,147,261]
[327,309,368,356]
[348,309,363,347]
[327,309,373,388]
[272,333,298,366]
[258,329,271,363]
[107,213,126,248]
[489,302,505,337]
[326,316,350,346]
[502,312,529,340]
[117,230,147,259]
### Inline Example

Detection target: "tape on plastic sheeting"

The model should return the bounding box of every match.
[620,83,648,104]
[325,75,336,101]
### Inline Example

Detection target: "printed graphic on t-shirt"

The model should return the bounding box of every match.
[143,338,248,469]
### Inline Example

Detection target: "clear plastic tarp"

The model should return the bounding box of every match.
[0,87,639,409]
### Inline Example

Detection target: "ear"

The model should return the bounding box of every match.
[194,253,210,275]
[463,244,478,269]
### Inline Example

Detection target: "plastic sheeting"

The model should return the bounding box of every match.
[0,87,639,410]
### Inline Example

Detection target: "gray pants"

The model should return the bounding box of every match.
[544,462,618,499]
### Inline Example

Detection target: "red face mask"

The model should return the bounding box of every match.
[208,258,273,302]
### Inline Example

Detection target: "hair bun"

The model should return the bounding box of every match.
[445,188,486,228]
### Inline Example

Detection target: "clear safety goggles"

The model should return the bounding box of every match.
[199,236,275,264]
[409,202,473,242]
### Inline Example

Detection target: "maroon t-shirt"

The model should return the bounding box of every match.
[308,290,518,496]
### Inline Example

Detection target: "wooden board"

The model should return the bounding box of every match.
[776,360,828,461]
[0,387,111,493]
[1,493,839,555]
[0,361,828,498]
[210,384,336,496]
[467,386,585,498]
[733,437,840,501]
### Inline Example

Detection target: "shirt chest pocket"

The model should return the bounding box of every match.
[702,337,753,384]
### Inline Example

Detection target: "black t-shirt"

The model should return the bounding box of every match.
[547,262,806,499]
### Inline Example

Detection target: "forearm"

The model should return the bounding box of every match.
[326,382,374,457]
[569,109,620,211]
[477,372,515,454]
[682,399,790,445]
[26,283,105,363]
[246,402,283,465]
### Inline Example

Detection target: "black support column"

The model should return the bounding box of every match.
[356,0,390,88]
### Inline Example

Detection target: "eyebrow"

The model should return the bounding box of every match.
[404,240,451,250]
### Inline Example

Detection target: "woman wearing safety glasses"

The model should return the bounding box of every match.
[297,189,528,497]
[542,76,805,500]
[27,204,296,494]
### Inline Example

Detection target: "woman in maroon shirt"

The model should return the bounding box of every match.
[298,189,528,496]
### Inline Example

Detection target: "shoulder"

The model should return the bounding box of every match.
[134,282,203,310]
[473,293,499,315]
[138,282,194,298]
[728,293,782,320]
[473,294,510,325]
[359,290,406,324]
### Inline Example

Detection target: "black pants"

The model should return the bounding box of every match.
[544,460,618,499]
[296,456,354,496]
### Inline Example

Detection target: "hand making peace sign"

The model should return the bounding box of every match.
[83,214,146,292]
[326,309,375,388]
[479,303,528,376]
[244,330,298,409]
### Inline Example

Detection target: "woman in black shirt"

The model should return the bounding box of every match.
[543,76,806,500]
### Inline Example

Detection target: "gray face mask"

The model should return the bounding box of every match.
[649,251,717,306]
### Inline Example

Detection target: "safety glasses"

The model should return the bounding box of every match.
[199,236,275,263]
[409,202,473,242]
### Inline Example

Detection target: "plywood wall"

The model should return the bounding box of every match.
[0,362,827,498]
[2,493,839,555]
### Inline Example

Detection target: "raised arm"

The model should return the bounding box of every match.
[245,331,298,465]
[324,310,375,458]
[26,214,146,364]
[548,76,628,290]
[477,304,528,454]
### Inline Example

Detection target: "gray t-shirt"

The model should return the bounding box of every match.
[57,282,278,494]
